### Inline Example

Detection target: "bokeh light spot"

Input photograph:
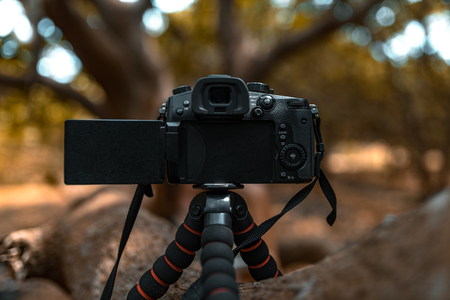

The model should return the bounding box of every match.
[0,0,32,43]
[333,2,353,22]
[404,20,426,48]
[339,23,356,43]
[423,149,445,173]
[425,12,450,64]
[370,41,388,62]
[142,8,169,37]
[376,6,395,27]
[1,38,19,59]
[296,3,319,19]
[14,14,33,43]
[271,0,295,8]
[276,9,296,29]
[153,0,196,13]
[44,27,63,44]
[37,44,82,84]
[351,26,372,46]
[87,13,106,30]
[37,18,56,38]
[311,0,335,10]
[364,14,382,34]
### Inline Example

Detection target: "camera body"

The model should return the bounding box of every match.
[164,75,315,184]
[64,75,318,185]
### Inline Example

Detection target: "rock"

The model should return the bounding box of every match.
[3,186,450,300]
[2,187,203,299]
[0,184,66,236]
[18,278,73,300]
[239,188,450,300]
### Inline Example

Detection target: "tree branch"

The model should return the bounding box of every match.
[243,0,383,81]
[0,74,106,118]
[43,0,133,112]
[218,0,240,74]
[43,0,174,118]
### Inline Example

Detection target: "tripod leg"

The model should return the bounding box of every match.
[200,224,239,300]
[199,190,240,300]
[127,197,204,300]
[232,201,283,281]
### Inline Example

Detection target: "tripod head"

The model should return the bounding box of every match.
[193,183,244,190]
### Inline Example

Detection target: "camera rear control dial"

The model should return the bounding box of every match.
[280,144,307,170]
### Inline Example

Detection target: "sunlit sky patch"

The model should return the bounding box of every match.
[311,0,335,10]
[337,8,450,68]
[271,0,295,8]
[425,12,450,62]
[153,0,196,13]
[382,12,450,67]
[0,0,33,43]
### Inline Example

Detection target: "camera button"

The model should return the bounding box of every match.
[176,108,183,115]
[252,107,264,118]
[279,124,286,130]
[183,100,190,107]
[280,172,287,179]
[280,135,286,141]
[259,95,275,109]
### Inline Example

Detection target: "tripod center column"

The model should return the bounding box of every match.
[204,192,232,227]
[200,190,239,300]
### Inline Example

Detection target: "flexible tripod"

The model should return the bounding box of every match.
[126,184,282,300]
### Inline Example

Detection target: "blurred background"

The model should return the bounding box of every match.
[0,0,449,277]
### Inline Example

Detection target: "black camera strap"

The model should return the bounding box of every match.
[232,112,336,255]
[100,184,153,300]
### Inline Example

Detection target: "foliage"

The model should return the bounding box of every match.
[0,0,449,196]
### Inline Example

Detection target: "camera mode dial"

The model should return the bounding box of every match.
[247,82,270,93]
[173,85,191,95]
[280,144,307,170]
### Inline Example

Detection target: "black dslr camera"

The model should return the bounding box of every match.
[64,75,319,185]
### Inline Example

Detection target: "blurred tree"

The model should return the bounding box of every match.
[0,0,449,198]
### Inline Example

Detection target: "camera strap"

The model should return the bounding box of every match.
[232,113,337,255]
[100,184,153,300]
[182,114,337,300]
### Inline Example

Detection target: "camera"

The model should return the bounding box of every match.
[64,75,319,185]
